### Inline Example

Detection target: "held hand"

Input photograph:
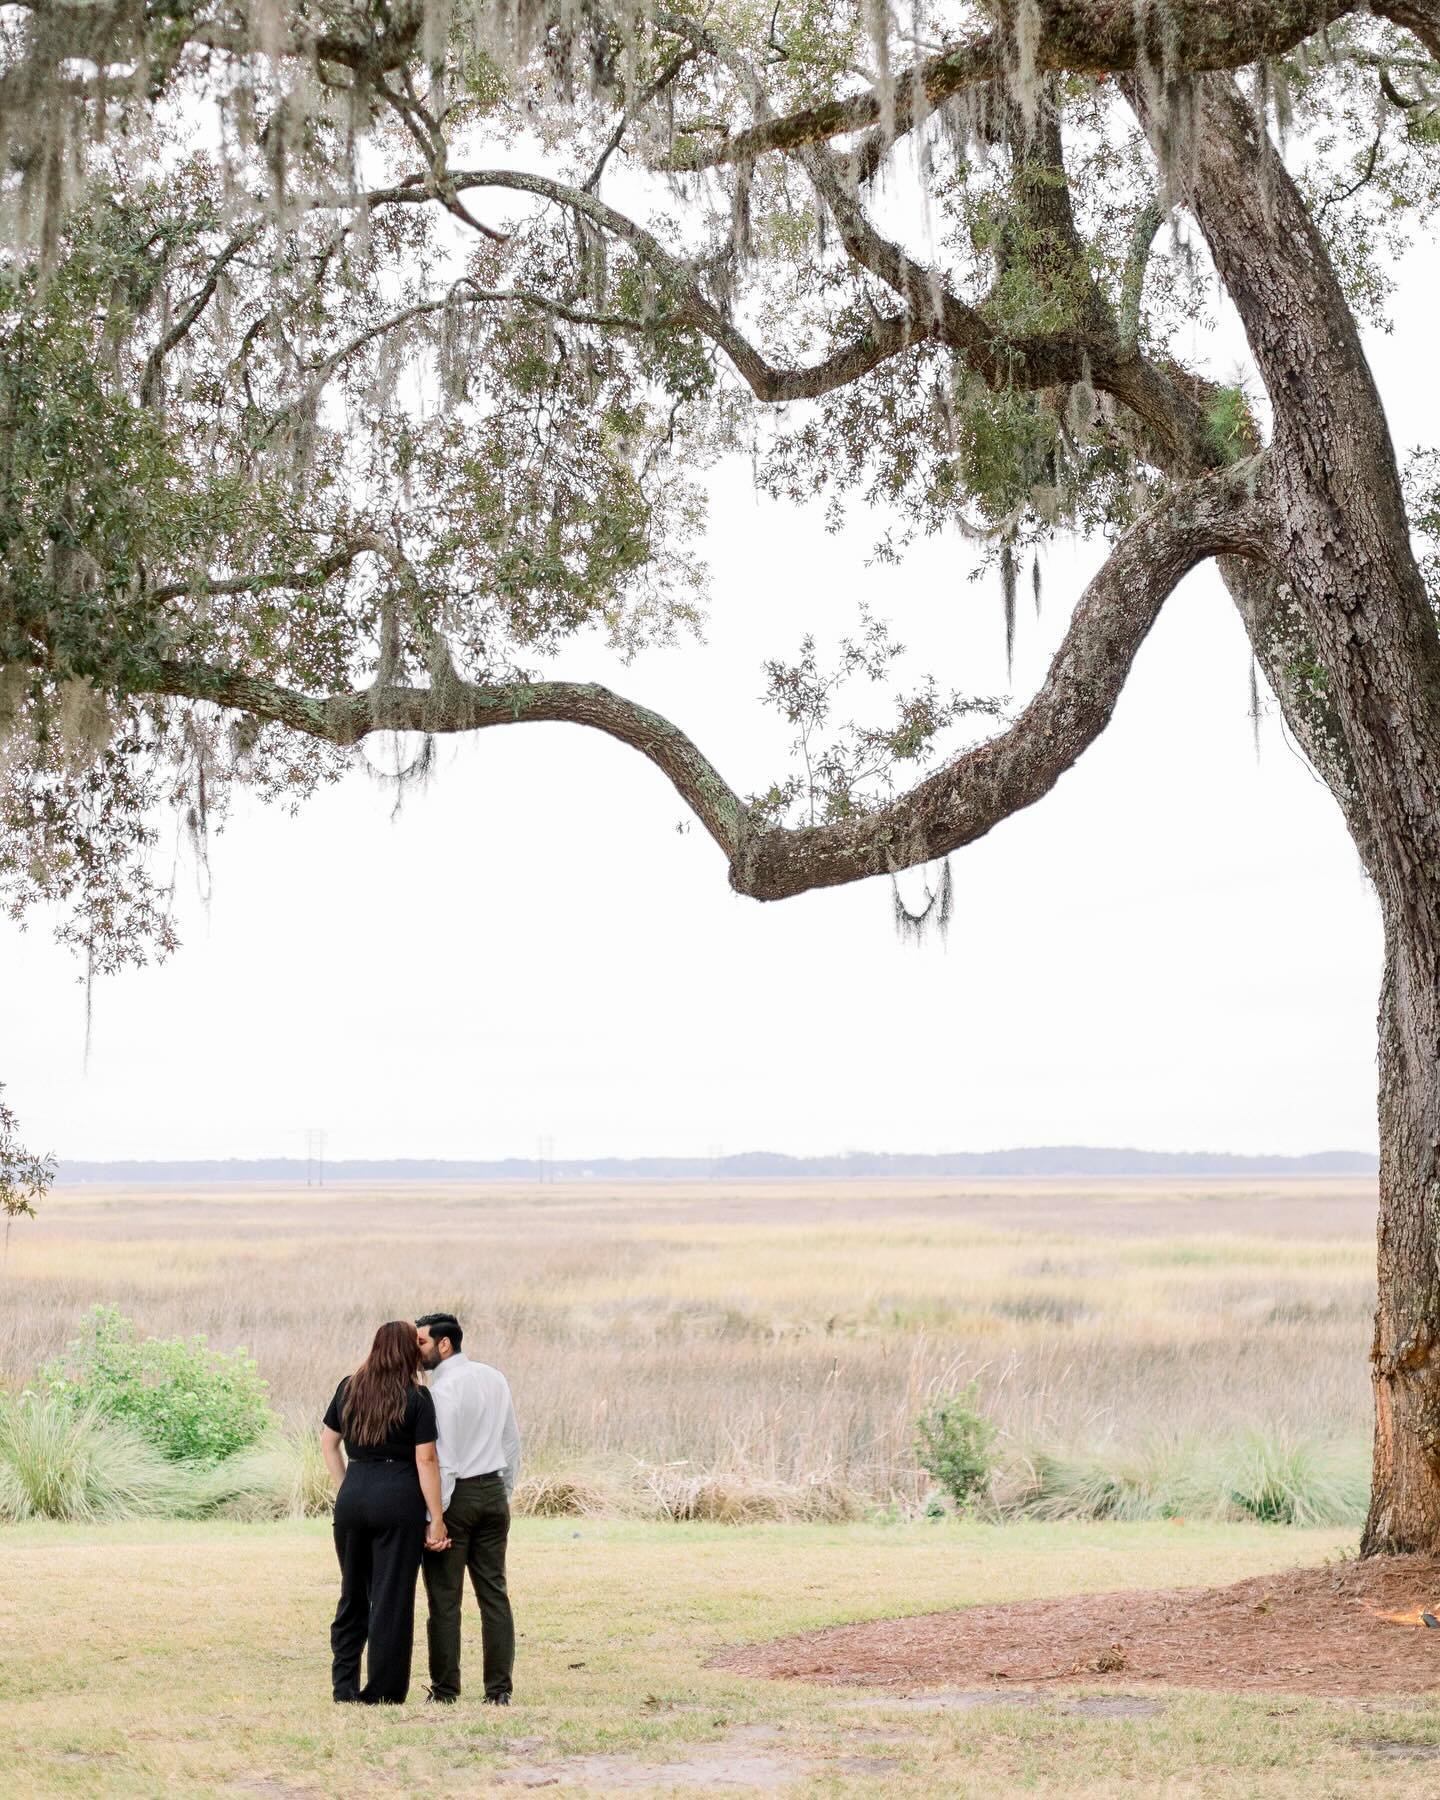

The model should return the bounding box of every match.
[425,1529,451,1552]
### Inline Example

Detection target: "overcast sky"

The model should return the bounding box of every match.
[6,216,1426,1164]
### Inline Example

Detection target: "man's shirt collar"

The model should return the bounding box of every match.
[431,1350,469,1382]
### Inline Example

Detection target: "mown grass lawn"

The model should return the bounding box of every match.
[6,1514,1438,1796]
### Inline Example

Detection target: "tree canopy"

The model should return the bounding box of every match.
[4,0,1438,952]
[7,5,1440,1218]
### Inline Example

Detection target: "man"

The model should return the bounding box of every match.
[415,1311,521,1705]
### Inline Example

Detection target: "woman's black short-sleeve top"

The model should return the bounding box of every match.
[323,1377,438,1461]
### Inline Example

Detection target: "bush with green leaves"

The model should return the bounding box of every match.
[42,1306,275,1464]
[914,1385,998,1512]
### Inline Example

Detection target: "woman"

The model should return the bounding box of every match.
[320,1320,449,1704]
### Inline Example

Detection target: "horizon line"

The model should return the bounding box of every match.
[52,1144,1380,1182]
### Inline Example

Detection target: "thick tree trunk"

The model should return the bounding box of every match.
[1364,916,1440,1554]
[1137,74,1440,1551]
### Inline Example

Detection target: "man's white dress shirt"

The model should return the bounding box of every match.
[428,1350,521,1511]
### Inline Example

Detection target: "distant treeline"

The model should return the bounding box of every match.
[56,1147,1379,1183]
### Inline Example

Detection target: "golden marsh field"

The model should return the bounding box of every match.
[2,1175,1379,1520]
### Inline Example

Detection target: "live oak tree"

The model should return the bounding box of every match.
[4,0,1440,1549]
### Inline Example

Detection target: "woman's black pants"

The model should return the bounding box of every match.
[331,1461,426,1704]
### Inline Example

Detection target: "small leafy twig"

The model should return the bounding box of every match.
[1,1084,54,1231]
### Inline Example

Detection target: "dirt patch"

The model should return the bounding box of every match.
[852,1687,1162,1717]
[715,1556,1440,1700]
[1055,1694,1165,1717]
[495,1728,906,1791]
[223,1784,322,1798]
[1358,1739,1440,1761]
[495,1751,797,1791]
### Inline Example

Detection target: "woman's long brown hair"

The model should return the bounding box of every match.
[342,1320,422,1446]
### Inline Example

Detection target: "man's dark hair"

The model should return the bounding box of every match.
[416,1311,463,1354]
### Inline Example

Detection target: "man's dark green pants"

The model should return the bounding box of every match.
[421,1473,515,1701]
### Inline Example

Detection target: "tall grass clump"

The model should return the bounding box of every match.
[634,1461,865,1524]
[1223,1430,1369,1526]
[508,1463,866,1522]
[195,1424,334,1520]
[513,1471,620,1518]
[1003,1434,1214,1522]
[0,1390,191,1521]
[1001,1428,1367,1526]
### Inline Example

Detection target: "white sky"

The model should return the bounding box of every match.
[5,207,1428,1165]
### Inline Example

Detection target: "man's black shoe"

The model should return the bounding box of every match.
[482,1693,511,1706]
[424,1688,457,1705]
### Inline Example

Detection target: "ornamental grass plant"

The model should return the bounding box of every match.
[0,1390,192,1522]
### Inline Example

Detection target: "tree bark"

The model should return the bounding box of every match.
[1365,914,1440,1552]
[1159,76,1440,1551]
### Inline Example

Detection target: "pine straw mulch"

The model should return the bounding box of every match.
[714,1556,1440,1700]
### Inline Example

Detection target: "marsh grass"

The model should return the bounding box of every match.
[2,1178,1379,1525]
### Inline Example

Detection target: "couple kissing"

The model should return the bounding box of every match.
[320,1313,521,1706]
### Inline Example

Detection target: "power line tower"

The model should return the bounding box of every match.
[305,1128,327,1188]
[536,1134,556,1184]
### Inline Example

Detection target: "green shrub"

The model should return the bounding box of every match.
[914,1385,998,1511]
[0,1390,193,1521]
[42,1305,275,1464]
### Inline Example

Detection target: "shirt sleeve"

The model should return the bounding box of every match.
[500,1381,521,1499]
[322,1379,346,1433]
[412,1385,438,1446]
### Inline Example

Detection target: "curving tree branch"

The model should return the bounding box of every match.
[128,459,1273,901]
[138,659,751,859]
[1374,0,1440,59]
[314,160,1222,473]
[795,141,1220,475]
[295,169,937,400]
[730,456,1276,898]
[306,276,933,405]
[660,2,1356,171]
